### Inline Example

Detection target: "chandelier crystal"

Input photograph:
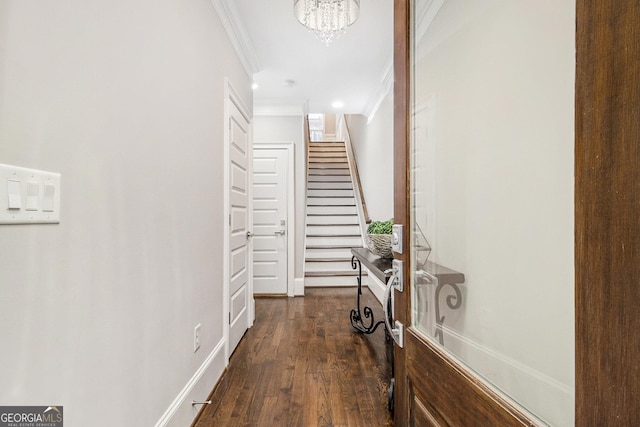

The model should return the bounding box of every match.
[294,0,360,46]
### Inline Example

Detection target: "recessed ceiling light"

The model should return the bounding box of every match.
[332,101,344,109]
[251,83,259,90]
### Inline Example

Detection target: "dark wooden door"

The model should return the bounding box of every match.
[392,0,640,425]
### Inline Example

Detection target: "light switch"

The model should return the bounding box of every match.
[43,184,55,212]
[25,182,39,211]
[0,164,60,224]
[7,179,22,209]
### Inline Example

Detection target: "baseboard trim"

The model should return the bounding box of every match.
[154,338,226,427]
[294,278,305,296]
[364,270,386,305]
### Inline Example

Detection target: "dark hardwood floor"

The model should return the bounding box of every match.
[194,287,394,427]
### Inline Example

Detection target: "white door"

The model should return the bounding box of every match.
[252,148,288,295]
[228,98,251,354]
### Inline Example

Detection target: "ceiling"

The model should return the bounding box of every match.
[219,0,394,115]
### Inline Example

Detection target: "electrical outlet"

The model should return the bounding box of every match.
[194,324,201,353]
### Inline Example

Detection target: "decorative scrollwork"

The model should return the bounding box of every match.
[350,256,384,334]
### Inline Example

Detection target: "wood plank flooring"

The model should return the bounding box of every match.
[194,288,393,427]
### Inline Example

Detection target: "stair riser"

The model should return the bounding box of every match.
[304,276,359,287]
[307,225,360,235]
[306,206,357,215]
[307,182,353,190]
[308,156,347,160]
[308,151,346,156]
[305,248,354,258]
[308,169,351,176]
[305,261,355,272]
[308,162,348,169]
[306,216,359,225]
[307,175,352,182]
[307,197,355,206]
[306,236,362,246]
[307,189,354,197]
[308,155,347,161]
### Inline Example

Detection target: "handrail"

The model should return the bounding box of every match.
[337,114,372,225]
[302,115,311,280]
[304,114,310,195]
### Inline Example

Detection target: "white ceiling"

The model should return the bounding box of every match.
[222,0,394,115]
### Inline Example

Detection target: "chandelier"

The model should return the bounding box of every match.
[294,0,360,46]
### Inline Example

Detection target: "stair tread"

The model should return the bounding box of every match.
[305,258,353,262]
[306,245,357,249]
[307,213,358,216]
[307,206,356,208]
[307,227,359,229]
[306,234,361,238]
[308,172,351,174]
[307,224,359,227]
[308,186,353,191]
[309,161,348,164]
[307,195,354,199]
[308,193,354,195]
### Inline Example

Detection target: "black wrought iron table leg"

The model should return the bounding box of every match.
[350,255,385,334]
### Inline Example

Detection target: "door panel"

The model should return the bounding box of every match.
[410,390,441,427]
[406,331,531,426]
[228,100,251,354]
[252,148,288,295]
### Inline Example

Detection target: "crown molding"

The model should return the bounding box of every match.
[210,0,262,76]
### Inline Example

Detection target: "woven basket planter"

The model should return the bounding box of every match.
[365,234,393,258]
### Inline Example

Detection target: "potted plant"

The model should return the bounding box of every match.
[365,219,394,258]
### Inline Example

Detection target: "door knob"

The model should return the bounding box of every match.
[246,231,253,238]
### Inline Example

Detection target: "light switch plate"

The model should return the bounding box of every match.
[0,164,61,224]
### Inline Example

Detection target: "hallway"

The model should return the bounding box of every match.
[194,288,393,426]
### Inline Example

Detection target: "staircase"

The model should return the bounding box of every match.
[304,141,365,286]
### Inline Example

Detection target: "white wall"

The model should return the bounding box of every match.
[413,0,574,425]
[345,92,395,222]
[0,1,251,426]
[252,115,306,292]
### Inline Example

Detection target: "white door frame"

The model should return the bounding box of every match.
[223,79,253,362]
[253,142,295,297]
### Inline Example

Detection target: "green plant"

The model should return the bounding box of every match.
[367,219,393,234]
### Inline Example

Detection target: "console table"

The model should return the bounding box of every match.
[349,247,392,334]
[349,247,394,412]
